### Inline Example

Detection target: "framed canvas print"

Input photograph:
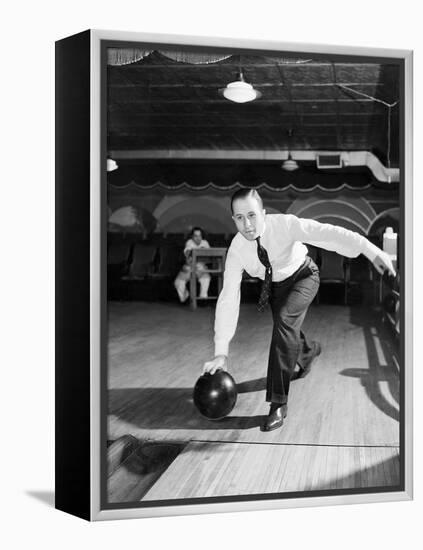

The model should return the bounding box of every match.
[55,29,413,521]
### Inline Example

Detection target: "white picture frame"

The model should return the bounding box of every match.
[55,29,413,521]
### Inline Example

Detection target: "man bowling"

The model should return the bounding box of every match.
[202,188,396,432]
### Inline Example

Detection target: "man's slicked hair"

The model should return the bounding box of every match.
[231,188,264,214]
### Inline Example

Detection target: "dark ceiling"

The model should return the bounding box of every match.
[107,50,400,168]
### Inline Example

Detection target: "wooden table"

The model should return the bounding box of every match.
[190,247,227,310]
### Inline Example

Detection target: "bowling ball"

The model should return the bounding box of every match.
[383,293,397,315]
[193,370,238,420]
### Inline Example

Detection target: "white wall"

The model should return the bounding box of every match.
[2,1,421,549]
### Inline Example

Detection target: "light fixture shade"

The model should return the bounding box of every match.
[222,80,261,103]
[281,155,299,171]
[107,158,118,172]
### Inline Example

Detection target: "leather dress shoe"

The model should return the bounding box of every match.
[260,403,288,432]
[297,341,321,378]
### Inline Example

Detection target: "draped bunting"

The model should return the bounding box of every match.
[107,48,232,66]
[107,48,312,66]
[108,181,372,193]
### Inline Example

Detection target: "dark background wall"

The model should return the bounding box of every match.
[107,163,399,240]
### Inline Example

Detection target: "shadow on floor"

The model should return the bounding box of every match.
[313,455,400,490]
[236,377,267,394]
[344,307,400,422]
[109,386,264,431]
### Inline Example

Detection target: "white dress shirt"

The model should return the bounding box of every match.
[184,238,210,255]
[183,238,210,269]
[214,213,381,357]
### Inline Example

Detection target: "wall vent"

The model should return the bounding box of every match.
[316,154,343,169]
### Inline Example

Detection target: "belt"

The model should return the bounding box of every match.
[271,256,312,288]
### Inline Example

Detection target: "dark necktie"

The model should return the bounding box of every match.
[256,237,272,312]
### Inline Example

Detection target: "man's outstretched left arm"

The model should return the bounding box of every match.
[286,214,396,277]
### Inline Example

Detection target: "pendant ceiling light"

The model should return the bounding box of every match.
[220,70,262,104]
[107,158,118,172]
[281,129,299,171]
[281,153,299,172]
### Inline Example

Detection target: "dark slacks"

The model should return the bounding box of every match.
[266,256,320,405]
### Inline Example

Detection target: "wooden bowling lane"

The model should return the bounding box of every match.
[108,302,399,447]
[142,441,400,501]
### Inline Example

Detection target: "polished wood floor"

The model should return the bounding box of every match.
[107,301,400,501]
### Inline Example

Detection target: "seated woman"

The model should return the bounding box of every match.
[174,227,211,303]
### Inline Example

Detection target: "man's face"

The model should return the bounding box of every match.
[192,230,203,245]
[232,196,266,241]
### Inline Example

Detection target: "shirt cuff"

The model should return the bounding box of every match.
[214,339,229,357]
[361,238,381,262]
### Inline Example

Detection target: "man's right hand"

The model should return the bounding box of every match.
[202,355,228,375]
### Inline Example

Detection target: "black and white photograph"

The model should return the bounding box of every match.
[103,39,406,509]
[4,0,423,542]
